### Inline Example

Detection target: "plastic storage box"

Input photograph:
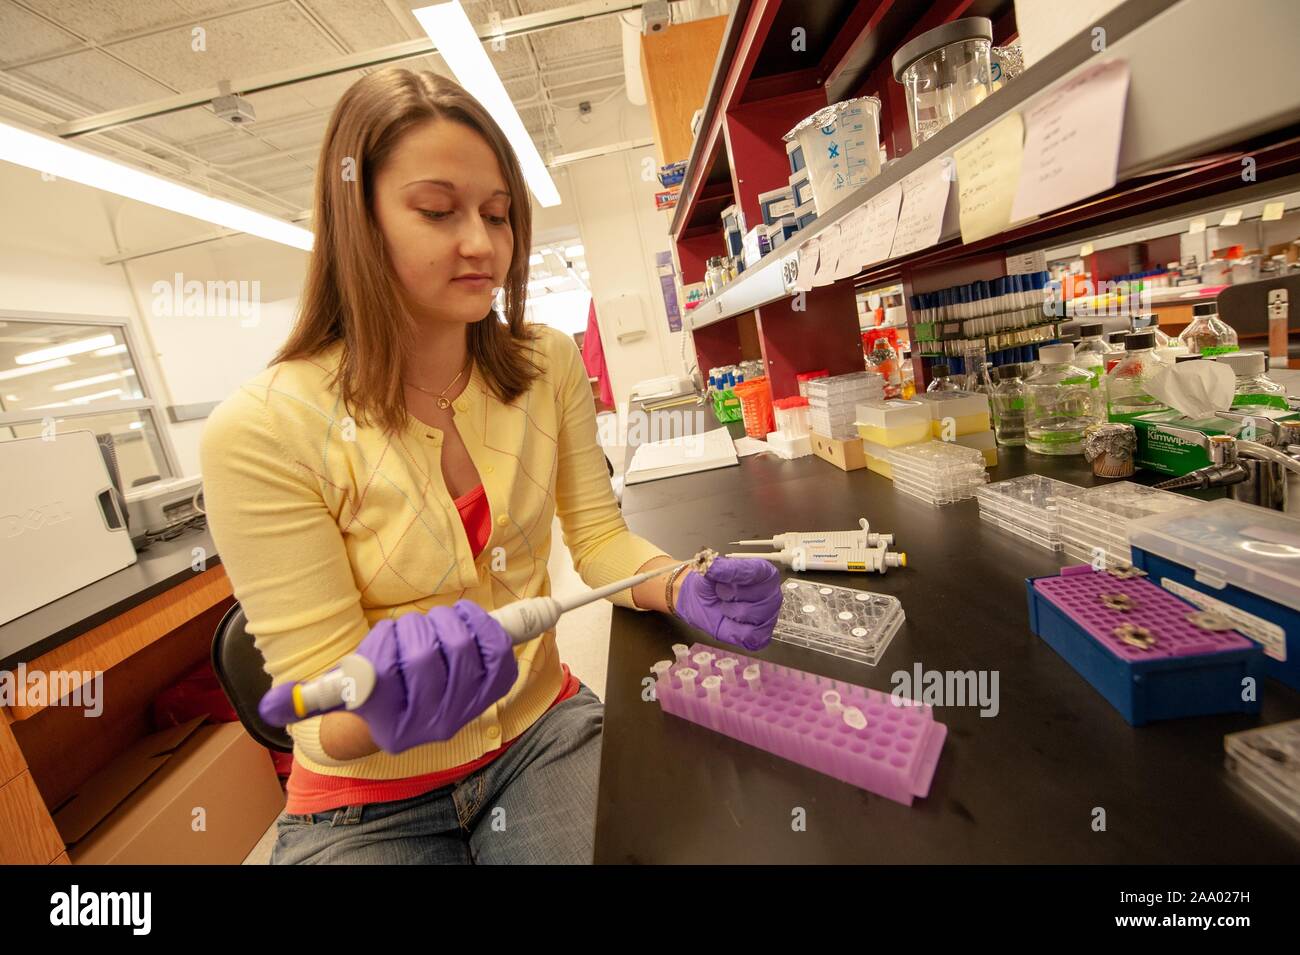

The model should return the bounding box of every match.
[758,185,796,226]
[915,390,992,437]
[855,398,930,447]
[1025,566,1264,726]
[1128,499,1300,692]
[807,372,884,440]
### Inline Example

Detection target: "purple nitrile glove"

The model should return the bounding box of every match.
[674,556,783,650]
[353,600,518,754]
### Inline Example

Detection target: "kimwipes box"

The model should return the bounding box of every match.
[54,718,285,864]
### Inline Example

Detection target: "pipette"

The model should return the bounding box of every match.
[727,542,906,573]
[733,517,894,550]
[261,559,690,725]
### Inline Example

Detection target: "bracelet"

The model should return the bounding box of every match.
[665,563,691,618]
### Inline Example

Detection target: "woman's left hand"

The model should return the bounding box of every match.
[674,557,783,650]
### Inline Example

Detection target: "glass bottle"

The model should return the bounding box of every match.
[989,363,1027,446]
[926,363,962,393]
[1217,350,1289,410]
[1178,302,1239,356]
[865,337,902,399]
[1105,332,1170,422]
[1024,344,1103,455]
[1145,313,1171,347]
[1073,322,1109,382]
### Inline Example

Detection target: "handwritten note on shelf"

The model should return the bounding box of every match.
[954,112,1025,244]
[890,159,952,259]
[811,228,838,286]
[1010,59,1131,223]
[834,211,867,280]
[858,181,903,268]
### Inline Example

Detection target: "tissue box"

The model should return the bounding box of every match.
[1129,411,1284,477]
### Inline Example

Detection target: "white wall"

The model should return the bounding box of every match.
[538,95,689,407]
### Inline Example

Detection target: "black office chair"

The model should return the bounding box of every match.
[211,602,293,753]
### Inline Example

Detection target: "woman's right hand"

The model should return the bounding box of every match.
[351,600,518,754]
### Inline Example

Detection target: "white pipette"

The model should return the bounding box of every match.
[270,560,689,722]
[733,517,894,549]
[727,540,906,573]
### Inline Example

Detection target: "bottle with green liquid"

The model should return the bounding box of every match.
[1025,344,1104,455]
[1217,350,1290,410]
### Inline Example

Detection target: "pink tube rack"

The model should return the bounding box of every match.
[654,643,947,806]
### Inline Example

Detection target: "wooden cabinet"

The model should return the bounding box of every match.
[641,15,728,167]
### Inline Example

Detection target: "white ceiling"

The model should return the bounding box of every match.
[0,0,725,223]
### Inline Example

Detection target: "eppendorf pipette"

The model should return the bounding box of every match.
[262,559,691,725]
[728,518,905,572]
[733,517,894,550]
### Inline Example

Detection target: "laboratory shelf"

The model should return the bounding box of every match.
[681,0,1300,332]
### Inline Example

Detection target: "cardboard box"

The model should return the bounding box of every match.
[59,720,284,865]
[809,431,867,471]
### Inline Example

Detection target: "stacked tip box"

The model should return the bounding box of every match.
[1025,566,1263,726]
[654,643,946,805]
[887,440,988,505]
[975,474,1084,552]
[807,371,884,440]
[1053,481,1203,566]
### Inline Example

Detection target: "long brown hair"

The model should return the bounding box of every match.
[271,68,540,433]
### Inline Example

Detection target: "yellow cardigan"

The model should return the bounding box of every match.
[199,324,670,779]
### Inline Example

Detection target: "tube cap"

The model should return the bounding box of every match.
[1216,350,1266,375]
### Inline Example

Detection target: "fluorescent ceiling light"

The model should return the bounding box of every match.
[71,388,122,404]
[15,334,116,365]
[53,370,134,391]
[1262,201,1286,221]
[0,357,71,381]
[564,245,585,257]
[413,2,561,207]
[0,120,314,251]
[94,344,128,357]
[528,253,543,266]
[1220,209,1243,227]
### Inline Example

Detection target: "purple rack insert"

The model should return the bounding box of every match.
[1033,566,1254,661]
[654,643,946,806]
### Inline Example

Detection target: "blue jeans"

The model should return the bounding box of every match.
[270,684,603,864]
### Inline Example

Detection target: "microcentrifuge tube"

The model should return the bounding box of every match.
[716,658,739,682]
[743,664,761,691]
[822,690,843,716]
[672,643,690,662]
[843,706,867,730]
[701,675,722,705]
[677,667,698,694]
[650,660,672,682]
[692,651,715,675]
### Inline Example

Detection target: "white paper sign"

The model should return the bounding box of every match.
[857,181,903,268]
[1010,59,1131,222]
[834,209,869,280]
[812,229,838,286]
[890,158,952,259]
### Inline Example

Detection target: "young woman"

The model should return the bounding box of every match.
[200,68,782,865]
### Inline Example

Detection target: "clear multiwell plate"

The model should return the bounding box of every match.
[772,579,904,665]
[1054,481,1204,525]
[978,509,1063,551]
[975,475,1083,528]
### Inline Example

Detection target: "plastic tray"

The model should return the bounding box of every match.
[1053,481,1203,525]
[772,579,904,665]
[979,508,1063,551]
[1025,566,1263,725]
[1224,719,1300,826]
[653,642,946,805]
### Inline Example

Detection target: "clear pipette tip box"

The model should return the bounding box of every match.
[772,579,904,665]
[653,642,946,805]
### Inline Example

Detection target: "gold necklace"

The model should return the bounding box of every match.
[404,359,471,410]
